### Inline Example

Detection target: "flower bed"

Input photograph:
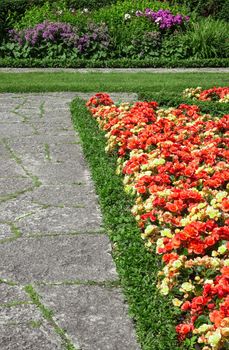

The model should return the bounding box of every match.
[86,93,229,350]
[183,87,229,103]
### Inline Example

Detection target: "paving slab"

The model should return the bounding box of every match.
[0,123,35,137]
[0,196,41,222]
[0,159,27,178]
[0,304,64,350]
[0,235,117,284]
[26,184,99,207]
[0,224,13,240]
[37,284,140,350]
[22,162,91,185]
[0,177,34,198]
[0,144,11,158]
[0,284,29,305]
[16,206,102,234]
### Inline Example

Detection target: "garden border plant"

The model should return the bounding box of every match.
[70,98,181,350]
[83,92,228,349]
[1,0,228,66]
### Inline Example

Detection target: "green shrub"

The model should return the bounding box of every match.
[0,0,46,42]
[13,1,89,30]
[91,0,188,59]
[0,21,112,60]
[178,18,229,59]
[168,0,229,20]
[92,0,188,30]
[65,0,118,10]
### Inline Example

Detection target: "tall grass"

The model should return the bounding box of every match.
[180,18,229,59]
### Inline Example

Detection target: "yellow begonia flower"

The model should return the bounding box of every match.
[206,206,221,219]
[156,238,164,248]
[161,228,173,238]
[208,330,221,347]
[212,251,218,257]
[180,217,190,226]
[172,298,182,307]
[218,245,227,255]
[198,324,212,333]
[150,158,166,167]
[145,225,157,236]
[160,284,169,295]
[181,282,194,292]
[172,260,182,269]
[215,191,227,202]
[221,327,229,337]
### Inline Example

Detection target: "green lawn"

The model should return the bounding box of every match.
[0,72,228,93]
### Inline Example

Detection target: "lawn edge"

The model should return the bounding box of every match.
[70,98,182,350]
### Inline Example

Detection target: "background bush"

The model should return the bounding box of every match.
[168,0,229,21]
[0,0,47,42]
[1,0,228,63]
[65,0,118,10]
[177,18,229,59]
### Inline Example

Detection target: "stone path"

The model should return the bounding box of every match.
[0,67,228,73]
[0,92,140,350]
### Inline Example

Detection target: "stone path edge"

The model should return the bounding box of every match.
[0,67,228,73]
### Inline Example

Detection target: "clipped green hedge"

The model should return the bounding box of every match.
[0,57,228,68]
[138,91,229,116]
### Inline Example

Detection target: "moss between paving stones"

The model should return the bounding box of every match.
[70,99,183,350]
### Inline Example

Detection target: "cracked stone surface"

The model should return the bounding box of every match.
[0,224,12,240]
[0,304,64,350]
[0,93,140,350]
[37,284,140,350]
[0,235,117,284]
[0,284,29,305]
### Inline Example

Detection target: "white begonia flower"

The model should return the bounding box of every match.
[124,13,131,20]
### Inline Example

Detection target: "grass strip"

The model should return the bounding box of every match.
[70,98,182,350]
[138,92,229,116]
[0,72,228,94]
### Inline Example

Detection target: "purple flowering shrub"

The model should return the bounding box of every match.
[4,21,111,59]
[76,22,111,59]
[9,22,79,47]
[136,9,190,32]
